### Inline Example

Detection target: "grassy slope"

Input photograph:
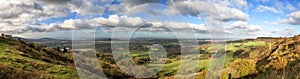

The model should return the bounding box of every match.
[0,37,78,79]
[217,37,300,79]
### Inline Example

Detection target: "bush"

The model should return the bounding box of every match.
[272,57,288,70]
[228,59,256,78]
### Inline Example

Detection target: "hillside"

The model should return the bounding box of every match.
[217,35,300,79]
[0,35,78,79]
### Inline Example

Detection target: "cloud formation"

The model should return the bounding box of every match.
[270,27,295,36]
[122,0,160,7]
[0,0,116,34]
[225,21,262,33]
[0,0,72,34]
[255,5,282,13]
[166,0,249,22]
[3,0,299,39]
[286,2,296,11]
[254,0,270,3]
[6,14,208,34]
[279,11,300,25]
[0,0,213,34]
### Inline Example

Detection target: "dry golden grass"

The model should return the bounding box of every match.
[272,57,288,70]
[228,59,256,78]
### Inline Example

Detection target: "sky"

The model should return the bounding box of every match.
[0,0,299,39]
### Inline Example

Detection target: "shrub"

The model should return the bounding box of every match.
[272,57,288,70]
[228,59,256,77]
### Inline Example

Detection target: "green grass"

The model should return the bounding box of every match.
[130,51,150,57]
[128,45,237,76]
[147,54,211,76]
[0,37,78,79]
[0,48,78,78]
[201,41,266,52]
[225,41,266,51]
[224,52,236,65]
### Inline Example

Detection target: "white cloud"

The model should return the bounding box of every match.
[229,0,248,10]
[274,0,284,11]
[271,29,282,34]
[285,27,295,36]
[255,5,282,13]
[166,0,249,22]
[108,0,161,14]
[0,0,117,34]
[121,0,160,7]
[0,1,69,20]
[270,27,295,37]
[225,21,262,33]
[21,0,113,15]
[12,15,209,34]
[286,2,296,11]
[163,22,208,32]
[225,21,247,29]
[218,6,249,22]
[102,15,209,32]
[278,11,300,25]
[247,25,262,32]
[100,15,145,28]
[0,0,72,34]
[0,0,244,37]
[285,27,293,31]
[254,0,270,2]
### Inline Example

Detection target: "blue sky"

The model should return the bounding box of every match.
[0,0,299,39]
[248,0,300,37]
